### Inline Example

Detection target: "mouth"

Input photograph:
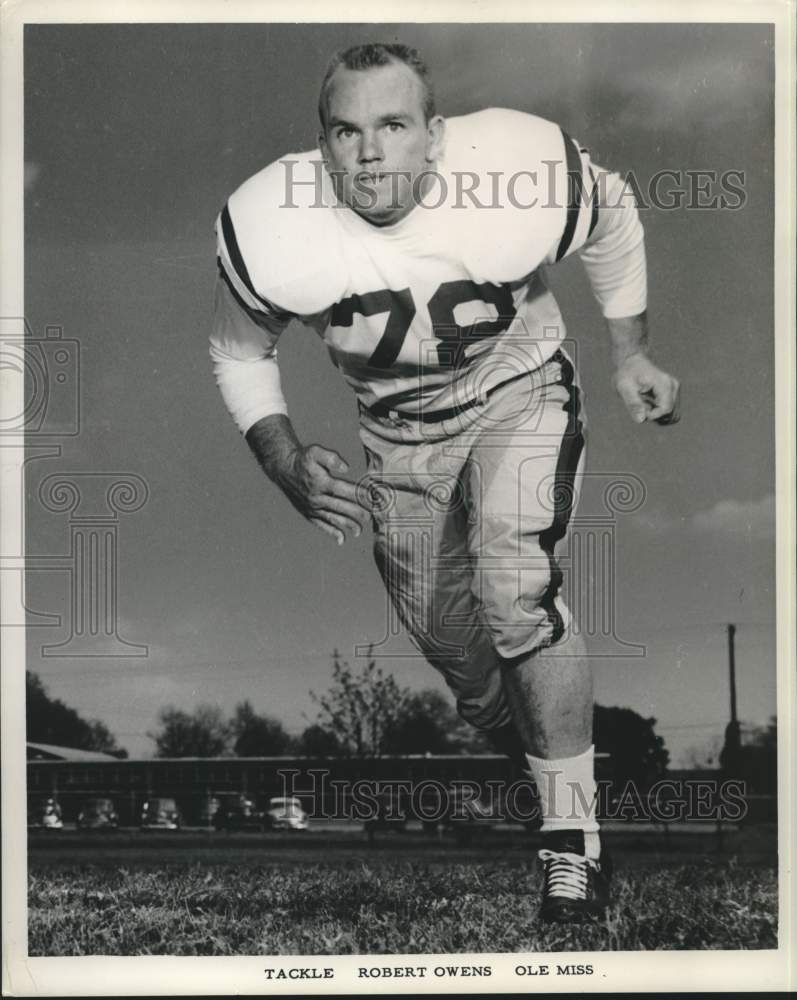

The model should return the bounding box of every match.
[358,171,389,184]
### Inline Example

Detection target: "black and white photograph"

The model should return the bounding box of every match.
[1,0,794,994]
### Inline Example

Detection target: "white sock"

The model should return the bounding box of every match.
[525,744,601,860]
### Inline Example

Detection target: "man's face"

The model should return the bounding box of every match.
[319,61,445,226]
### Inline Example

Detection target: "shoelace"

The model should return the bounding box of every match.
[538,849,596,901]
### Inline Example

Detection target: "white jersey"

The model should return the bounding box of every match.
[211,108,646,432]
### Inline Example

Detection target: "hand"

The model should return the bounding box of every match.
[277,443,370,546]
[614,353,681,426]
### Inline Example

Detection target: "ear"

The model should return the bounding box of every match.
[318,131,329,161]
[425,115,446,162]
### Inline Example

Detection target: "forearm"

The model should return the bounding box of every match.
[210,274,291,434]
[245,413,302,483]
[606,312,650,367]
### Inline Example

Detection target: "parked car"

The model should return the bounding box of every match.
[212,794,266,832]
[265,796,309,831]
[29,798,63,830]
[139,796,182,830]
[77,797,119,830]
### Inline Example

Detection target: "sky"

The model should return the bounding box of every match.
[21,22,777,766]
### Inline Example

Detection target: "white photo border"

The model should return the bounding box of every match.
[1,0,794,994]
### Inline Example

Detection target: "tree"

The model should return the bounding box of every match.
[593,705,669,791]
[721,716,777,794]
[307,653,489,757]
[149,704,230,758]
[744,716,777,794]
[384,688,488,755]
[295,723,346,757]
[230,700,294,756]
[682,733,724,770]
[309,651,412,756]
[747,716,777,754]
[26,671,127,757]
[85,720,129,759]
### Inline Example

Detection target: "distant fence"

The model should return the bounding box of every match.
[26,755,776,827]
[27,754,587,825]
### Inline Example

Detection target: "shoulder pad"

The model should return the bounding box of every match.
[225,151,347,316]
[440,109,570,281]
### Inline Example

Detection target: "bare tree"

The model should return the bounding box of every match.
[309,651,412,756]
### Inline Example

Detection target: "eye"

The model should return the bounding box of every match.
[386,121,405,132]
[337,126,355,139]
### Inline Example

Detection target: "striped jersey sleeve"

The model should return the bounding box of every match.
[215,203,295,330]
[547,130,647,318]
[546,130,601,264]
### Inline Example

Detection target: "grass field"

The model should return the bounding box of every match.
[28,826,778,956]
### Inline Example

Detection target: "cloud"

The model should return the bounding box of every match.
[691,494,776,541]
[628,494,776,541]
[610,49,772,134]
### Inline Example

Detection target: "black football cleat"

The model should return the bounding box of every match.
[537,829,612,923]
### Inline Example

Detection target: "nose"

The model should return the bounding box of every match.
[358,129,383,164]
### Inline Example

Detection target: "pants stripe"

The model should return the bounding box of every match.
[537,353,584,647]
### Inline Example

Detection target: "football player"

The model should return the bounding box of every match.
[210,43,680,922]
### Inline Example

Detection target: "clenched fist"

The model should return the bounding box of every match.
[614,353,681,426]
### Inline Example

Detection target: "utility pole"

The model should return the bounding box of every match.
[728,623,738,725]
[720,623,742,774]
[716,623,743,852]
